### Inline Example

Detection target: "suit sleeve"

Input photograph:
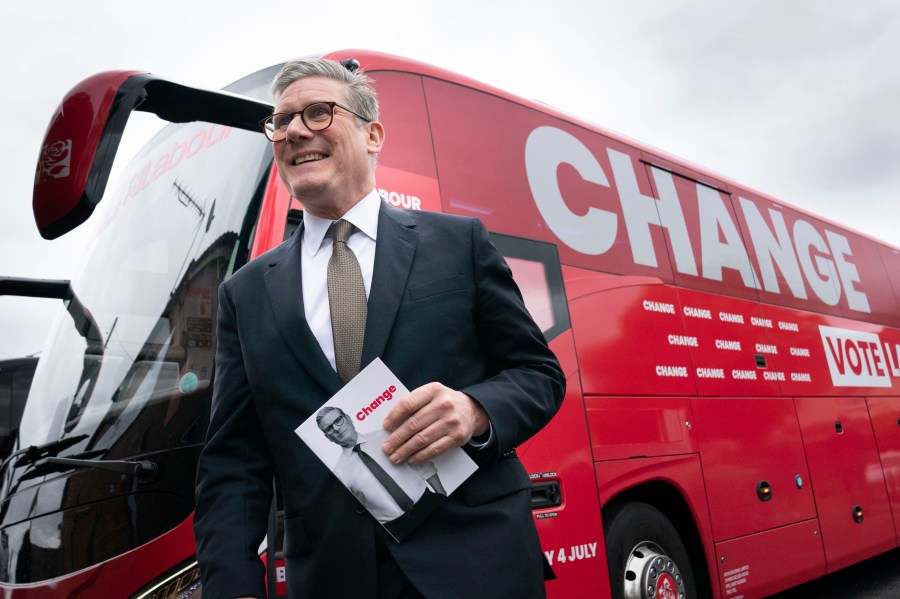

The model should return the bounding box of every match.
[194,282,275,599]
[460,218,566,462]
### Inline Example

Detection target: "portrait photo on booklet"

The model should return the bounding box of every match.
[295,358,478,541]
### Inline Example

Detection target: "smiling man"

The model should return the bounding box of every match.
[193,58,565,598]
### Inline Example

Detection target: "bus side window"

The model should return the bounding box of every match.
[490,233,570,343]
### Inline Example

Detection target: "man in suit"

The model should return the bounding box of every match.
[194,58,565,598]
[316,406,446,540]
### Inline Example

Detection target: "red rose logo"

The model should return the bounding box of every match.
[39,139,72,180]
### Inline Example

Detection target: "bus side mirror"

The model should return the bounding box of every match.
[33,72,273,240]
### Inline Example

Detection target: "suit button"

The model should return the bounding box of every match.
[354,501,365,515]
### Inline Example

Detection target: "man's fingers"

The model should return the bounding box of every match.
[382,401,443,458]
[382,384,479,463]
[382,383,438,432]
[388,419,468,465]
[386,420,447,464]
[406,434,460,465]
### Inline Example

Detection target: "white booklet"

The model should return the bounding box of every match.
[295,358,478,541]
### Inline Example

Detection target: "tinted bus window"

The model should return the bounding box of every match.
[0,358,38,459]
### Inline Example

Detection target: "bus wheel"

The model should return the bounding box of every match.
[604,502,697,599]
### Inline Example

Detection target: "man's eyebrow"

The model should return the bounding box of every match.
[274,99,334,112]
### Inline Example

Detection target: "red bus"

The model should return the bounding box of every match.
[7,49,900,598]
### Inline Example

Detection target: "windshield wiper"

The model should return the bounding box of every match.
[21,456,160,482]
[8,434,90,469]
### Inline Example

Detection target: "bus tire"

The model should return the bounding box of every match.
[604,502,698,599]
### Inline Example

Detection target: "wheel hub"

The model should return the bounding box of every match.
[622,541,687,599]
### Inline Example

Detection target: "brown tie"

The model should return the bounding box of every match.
[327,219,367,383]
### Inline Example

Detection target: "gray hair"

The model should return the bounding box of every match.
[316,406,350,430]
[271,58,379,123]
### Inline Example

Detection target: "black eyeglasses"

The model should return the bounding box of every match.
[260,102,371,141]
[321,413,347,435]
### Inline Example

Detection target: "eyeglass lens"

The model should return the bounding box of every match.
[269,102,334,137]
[324,413,346,434]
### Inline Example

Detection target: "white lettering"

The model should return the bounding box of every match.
[643,300,676,314]
[697,367,725,379]
[790,347,810,357]
[732,369,758,380]
[825,231,870,313]
[715,339,742,351]
[886,343,900,376]
[779,321,800,331]
[545,542,598,566]
[794,220,840,306]
[698,186,758,287]
[755,344,778,354]
[719,312,745,324]
[526,127,616,255]
[377,189,423,210]
[668,334,698,347]
[739,198,808,299]
[750,317,773,328]
[791,372,811,382]
[656,365,689,377]
[763,371,786,381]
[819,326,891,387]
[684,306,712,319]
[523,126,871,315]
[613,159,695,272]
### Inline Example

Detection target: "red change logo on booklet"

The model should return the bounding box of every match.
[356,385,398,422]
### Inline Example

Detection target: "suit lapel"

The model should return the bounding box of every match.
[263,223,343,395]
[361,203,418,367]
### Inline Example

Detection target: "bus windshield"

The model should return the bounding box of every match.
[0,66,284,585]
[17,67,278,469]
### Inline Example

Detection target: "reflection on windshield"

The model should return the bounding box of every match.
[0,63,282,586]
[19,116,270,463]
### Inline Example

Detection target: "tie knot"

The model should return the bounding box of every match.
[329,219,355,244]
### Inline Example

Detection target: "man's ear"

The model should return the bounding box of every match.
[366,121,385,155]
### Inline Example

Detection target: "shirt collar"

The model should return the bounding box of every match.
[302,190,381,258]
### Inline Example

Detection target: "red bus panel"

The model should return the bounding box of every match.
[565,269,696,397]
[713,519,825,597]
[692,397,816,541]
[586,396,695,462]
[867,396,900,544]
[794,396,895,571]
[368,71,442,213]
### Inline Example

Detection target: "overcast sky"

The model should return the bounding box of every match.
[2,0,899,358]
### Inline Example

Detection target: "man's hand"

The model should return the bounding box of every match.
[381,383,489,465]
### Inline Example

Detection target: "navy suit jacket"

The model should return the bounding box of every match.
[194,202,565,598]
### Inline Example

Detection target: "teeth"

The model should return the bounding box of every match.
[293,153,326,165]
